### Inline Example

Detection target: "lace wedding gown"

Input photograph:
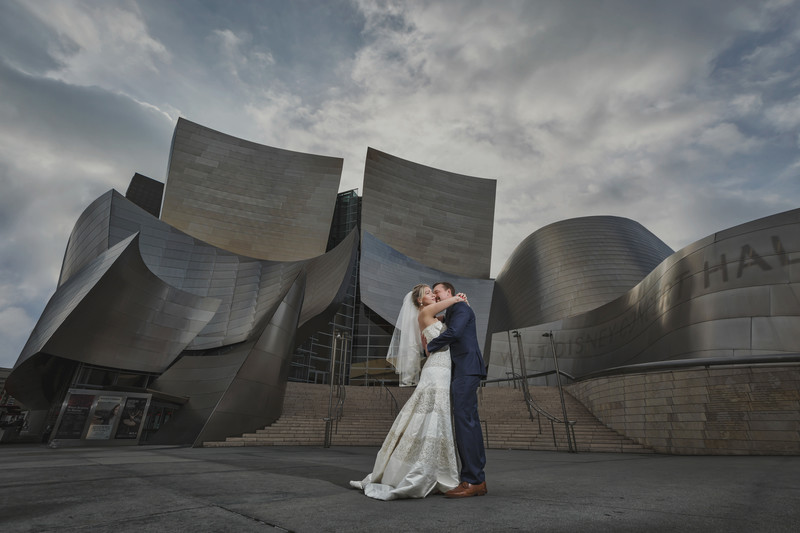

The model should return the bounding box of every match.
[350,321,459,500]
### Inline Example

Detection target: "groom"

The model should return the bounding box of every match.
[426,281,488,498]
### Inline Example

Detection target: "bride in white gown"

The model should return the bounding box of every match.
[350,284,465,500]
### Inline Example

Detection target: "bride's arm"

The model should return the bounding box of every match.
[419,295,464,321]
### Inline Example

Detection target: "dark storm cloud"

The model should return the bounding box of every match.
[0,0,67,74]
[0,60,173,167]
[0,55,173,367]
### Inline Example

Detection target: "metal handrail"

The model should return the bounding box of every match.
[483,368,577,385]
[379,380,400,418]
[334,384,346,424]
[526,394,577,450]
[362,378,400,417]
[505,371,536,424]
[323,383,346,447]
[575,353,800,381]
[486,371,577,451]
[324,330,350,448]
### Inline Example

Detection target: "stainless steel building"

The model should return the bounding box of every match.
[487,209,800,381]
[7,120,357,447]
[7,118,799,451]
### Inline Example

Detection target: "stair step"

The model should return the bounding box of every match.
[203,382,652,453]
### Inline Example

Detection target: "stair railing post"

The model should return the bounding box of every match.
[543,330,575,453]
[335,331,349,422]
[340,331,349,390]
[324,331,340,448]
[512,331,534,422]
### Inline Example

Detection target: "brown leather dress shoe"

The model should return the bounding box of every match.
[444,481,487,498]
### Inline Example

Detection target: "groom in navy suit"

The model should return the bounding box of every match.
[426,281,488,498]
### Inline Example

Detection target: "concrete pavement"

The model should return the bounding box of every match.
[1,444,799,532]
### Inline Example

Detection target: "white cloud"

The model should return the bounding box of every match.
[20,0,170,89]
[210,28,275,84]
[696,122,762,154]
[1,0,800,368]
[765,95,800,131]
[728,94,763,116]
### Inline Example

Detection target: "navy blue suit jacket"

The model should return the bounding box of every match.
[426,301,487,379]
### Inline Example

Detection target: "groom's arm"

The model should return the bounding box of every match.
[426,303,469,354]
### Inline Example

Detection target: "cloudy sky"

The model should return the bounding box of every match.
[1,0,799,369]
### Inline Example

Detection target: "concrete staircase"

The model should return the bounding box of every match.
[203,382,652,453]
[478,386,652,453]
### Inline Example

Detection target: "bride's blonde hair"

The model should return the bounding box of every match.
[411,283,429,310]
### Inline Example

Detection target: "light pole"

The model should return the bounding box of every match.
[512,330,528,386]
[506,331,517,389]
[511,330,534,422]
[542,330,575,453]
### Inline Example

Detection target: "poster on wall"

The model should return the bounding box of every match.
[54,394,95,439]
[85,396,123,440]
[114,397,147,440]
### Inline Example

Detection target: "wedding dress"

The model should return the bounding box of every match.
[350,321,459,500]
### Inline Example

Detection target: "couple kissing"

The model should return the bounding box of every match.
[350,281,488,500]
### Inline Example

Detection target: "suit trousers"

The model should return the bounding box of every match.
[451,375,486,484]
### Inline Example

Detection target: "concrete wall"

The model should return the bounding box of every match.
[568,365,800,455]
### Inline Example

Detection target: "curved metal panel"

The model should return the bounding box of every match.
[487,208,800,381]
[359,231,494,348]
[12,184,358,419]
[7,234,221,408]
[17,234,220,372]
[147,271,307,446]
[193,270,307,445]
[56,190,356,351]
[491,216,673,332]
[59,190,114,286]
[160,118,343,261]
[360,148,496,279]
[297,228,359,328]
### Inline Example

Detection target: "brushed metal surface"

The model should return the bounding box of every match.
[360,147,496,279]
[359,231,495,349]
[490,216,674,333]
[8,189,357,438]
[487,208,800,383]
[161,118,342,261]
[10,116,799,448]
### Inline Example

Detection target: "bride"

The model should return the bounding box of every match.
[350,284,466,500]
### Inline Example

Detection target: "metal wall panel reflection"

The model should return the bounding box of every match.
[487,208,800,382]
[59,190,357,350]
[193,272,306,445]
[360,148,496,279]
[359,231,495,349]
[9,234,220,408]
[9,188,358,429]
[160,118,343,261]
[149,272,307,446]
[490,216,674,333]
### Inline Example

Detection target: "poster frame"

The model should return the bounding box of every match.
[49,388,152,447]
